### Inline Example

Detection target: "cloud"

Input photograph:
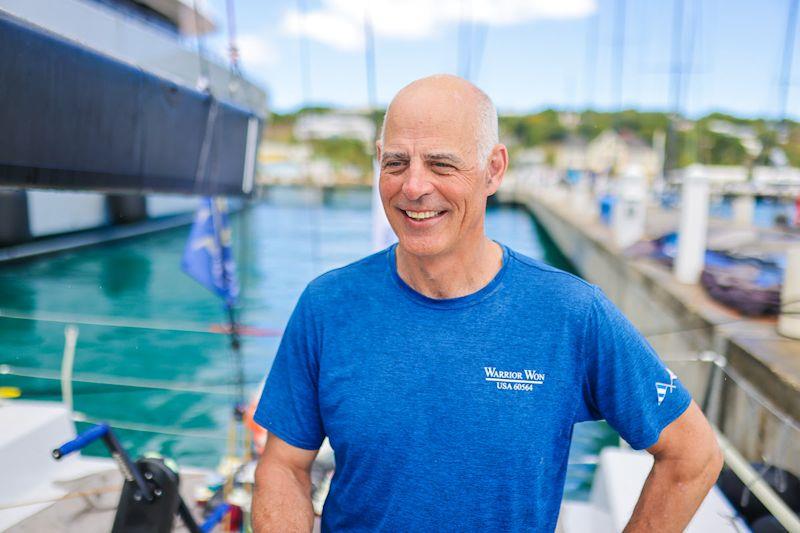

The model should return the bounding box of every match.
[282,0,596,51]
[283,8,364,51]
[237,33,279,69]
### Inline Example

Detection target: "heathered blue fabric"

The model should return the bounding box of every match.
[254,244,692,532]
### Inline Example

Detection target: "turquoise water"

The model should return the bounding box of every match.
[0,187,615,499]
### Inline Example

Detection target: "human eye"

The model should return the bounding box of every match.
[432,161,454,171]
[382,159,406,171]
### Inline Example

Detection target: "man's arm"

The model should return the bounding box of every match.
[624,400,724,532]
[252,431,319,533]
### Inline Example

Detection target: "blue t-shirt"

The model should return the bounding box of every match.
[254,244,691,532]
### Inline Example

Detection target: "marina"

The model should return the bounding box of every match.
[1,0,800,531]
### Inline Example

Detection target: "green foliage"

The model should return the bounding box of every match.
[576,110,615,140]
[702,131,747,165]
[784,124,800,166]
[264,108,800,170]
[297,105,335,115]
[500,110,567,147]
[308,138,372,172]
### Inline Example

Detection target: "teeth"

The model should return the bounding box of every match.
[405,210,441,220]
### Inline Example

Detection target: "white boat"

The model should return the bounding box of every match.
[558,447,748,532]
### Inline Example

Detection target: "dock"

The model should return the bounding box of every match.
[497,176,800,476]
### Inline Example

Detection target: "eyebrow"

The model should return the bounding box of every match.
[422,152,466,167]
[381,151,410,163]
[380,151,466,167]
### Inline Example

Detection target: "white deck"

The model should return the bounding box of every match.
[0,400,114,531]
[560,447,749,532]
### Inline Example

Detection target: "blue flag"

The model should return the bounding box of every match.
[181,197,239,307]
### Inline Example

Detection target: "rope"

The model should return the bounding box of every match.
[0,484,122,511]
[191,0,212,90]
[296,0,312,105]
[77,414,230,441]
[778,0,799,123]
[611,0,626,110]
[0,364,263,396]
[0,308,280,337]
[714,357,800,433]
[195,96,220,192]
[470,22,488,82]
[584,12,599,108]
[363,0,377,110]
[640,295,800,342]
[225,0,241,75]
[456,0,472,79]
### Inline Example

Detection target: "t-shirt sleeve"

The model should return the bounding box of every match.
[576,286,692,450]
[253,286,325,450]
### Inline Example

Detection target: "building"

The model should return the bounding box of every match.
[585,130,662,178]
[294,112,376,143]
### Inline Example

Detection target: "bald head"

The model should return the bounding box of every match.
[379,75,499,169]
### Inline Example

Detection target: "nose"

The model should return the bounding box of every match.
[401,161,434,201]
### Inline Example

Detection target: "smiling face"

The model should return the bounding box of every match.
[377,77,505,260]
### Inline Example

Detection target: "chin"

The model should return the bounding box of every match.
[396,235,450,258]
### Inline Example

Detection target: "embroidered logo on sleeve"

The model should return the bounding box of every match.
[655,368,678,405]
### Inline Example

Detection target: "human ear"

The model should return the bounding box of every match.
[485,144,508,195]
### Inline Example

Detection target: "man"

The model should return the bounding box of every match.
[252,75,723,532]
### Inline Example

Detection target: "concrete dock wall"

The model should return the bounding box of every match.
[498,184,800,476]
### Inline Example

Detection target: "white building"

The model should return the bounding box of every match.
[585,130,662,178]
[294,112,376,143]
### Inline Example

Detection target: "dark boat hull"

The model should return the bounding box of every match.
[0,11,261,197]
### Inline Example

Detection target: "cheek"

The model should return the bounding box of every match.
[438,177,480,211]
[378,174,398,203]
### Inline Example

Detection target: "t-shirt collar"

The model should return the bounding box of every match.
[386,242,510,309]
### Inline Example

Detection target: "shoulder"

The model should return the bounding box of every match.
[505,246,597,308]
[303,247,390,304]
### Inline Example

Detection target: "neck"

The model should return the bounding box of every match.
[396,237,504,299]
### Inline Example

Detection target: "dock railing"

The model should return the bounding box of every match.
[670,350,800,531]
[1,316,800,529]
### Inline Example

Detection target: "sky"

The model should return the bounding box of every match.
[202,0,800,119]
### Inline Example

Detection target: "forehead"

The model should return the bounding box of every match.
[383,90,478,154]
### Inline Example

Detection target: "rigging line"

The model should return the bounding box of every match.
[611,0,627,111]
[457,0,473,79]
[364,0,378,110]
[665,0,685,174]
[583,11,599,109]
[660,351,799,434]
[296,0,312,105]
[75,413,231,441]
[682,0,699,117]
[715,361,800,433]
[0,364,262,395]
[470,21,489,83]
[778,0,800,124]
[0,308,281,337]
[191,0,212,89]
[639,295,800,341]
[629,0,647,107]
[293,0,321,272]
[225,0,241,75]
[209,200,245,408]
[0,485,123,511]
[195,96,219,190]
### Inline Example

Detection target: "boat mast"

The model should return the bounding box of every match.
[665,0,685,175]
[778,0,799,136]
[612,0,627,113]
